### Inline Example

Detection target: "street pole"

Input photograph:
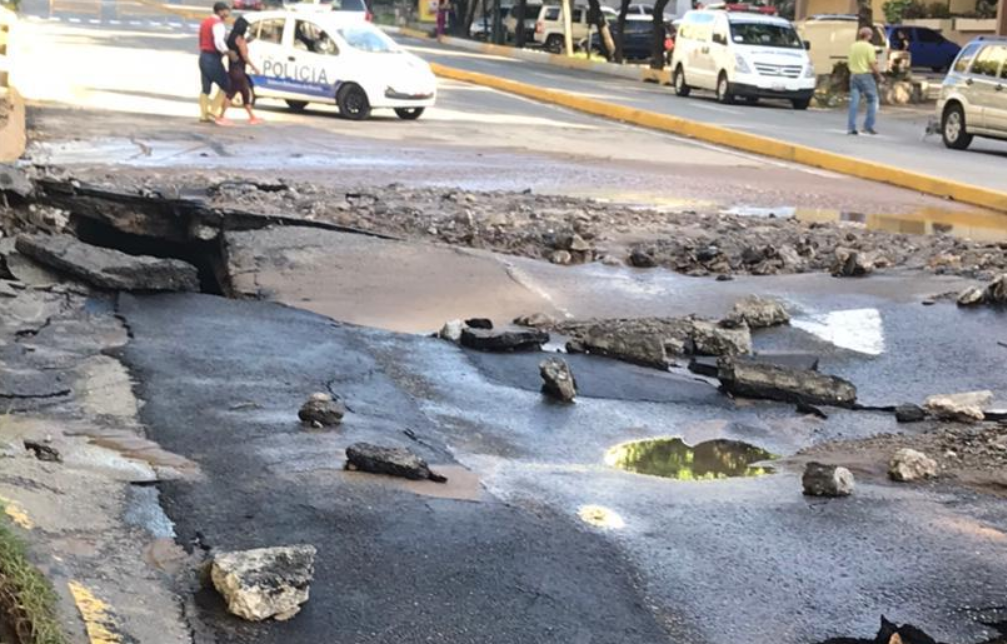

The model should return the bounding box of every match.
[561,0,574,55]
[997,0,1006,36]
[491,0,502,43]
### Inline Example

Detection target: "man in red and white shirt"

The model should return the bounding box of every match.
[198,2,232,122]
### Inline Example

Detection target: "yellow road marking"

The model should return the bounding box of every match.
[68,581,123,644]
[428,62,1007,214]
[0,495,33,530]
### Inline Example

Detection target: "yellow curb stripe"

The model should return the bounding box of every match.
[430,62,1007,213]
[68,581,123,644]
[0,496,33,530]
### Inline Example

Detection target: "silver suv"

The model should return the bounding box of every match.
[937,37,1007,150]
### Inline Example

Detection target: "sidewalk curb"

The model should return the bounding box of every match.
[0,87,25,163]
[430,63,1007,213]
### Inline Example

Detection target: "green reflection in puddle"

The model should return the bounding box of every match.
[605,437,776,480]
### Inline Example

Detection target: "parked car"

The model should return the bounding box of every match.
[471,5,511,39]
[534,4,616,53]
[796,15,889,75]
[886,25,960,72]
[234,0,265,11]
[584,19,672,61]
[287,0,372,21]
[671,9,815,108]
[937,36,1007,149]
[243,11,436,119]
[502,3,542,41]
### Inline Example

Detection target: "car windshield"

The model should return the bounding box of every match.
[332,0,366,9]
[337,26,400,52]
[729,22,802,48]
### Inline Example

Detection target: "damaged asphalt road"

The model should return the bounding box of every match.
[115,292,1007,644]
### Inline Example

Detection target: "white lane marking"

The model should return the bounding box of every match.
[109,19,121,24]
[48,15,62,20]
[168,21,182,27]
[68,17,82,22]
[88,18,100,23]
[690,102,744,115]
[129,20,142,25]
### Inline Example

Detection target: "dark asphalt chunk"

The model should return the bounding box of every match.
[116,293,673,644]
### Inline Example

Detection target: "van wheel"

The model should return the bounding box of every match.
[791,98,810,110]
[716,73,734,104]
[545,34,564,54]
[673,66,691,97]
[394,107,425,120]
[942,103,973,150]
[337,83,371,121]
[285,100,308,112]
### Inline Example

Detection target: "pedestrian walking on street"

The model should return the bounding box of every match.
[847,26,882,136]
[435,0,448,37]
[198,2,232,123]
[217,16,263,126]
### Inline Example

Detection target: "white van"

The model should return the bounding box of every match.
[243,11,436,120]
[670,9,815,109]
[796,15,889,77]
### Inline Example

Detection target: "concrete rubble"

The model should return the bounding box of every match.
[211,545,317,621]
[513,312,557,328]
[540,358,577,402]
[956,274,1007,307]
[460,327,549,352]
[895,403,927,424]
[726,295,790,329]
[924,390,993,423]
[298,392,346,427]
[345,442,447,483]
[888,448,938,482]
[831,247,875,277]
[15,233,199,292]
[802,462,855,497]
[718,360,857,408]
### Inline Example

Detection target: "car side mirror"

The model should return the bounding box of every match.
[804,40,811,50]
[712,33,726,45]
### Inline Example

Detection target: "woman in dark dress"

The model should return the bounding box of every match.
[216,16,263,126]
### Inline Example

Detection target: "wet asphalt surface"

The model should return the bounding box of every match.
[115,291,1007,644]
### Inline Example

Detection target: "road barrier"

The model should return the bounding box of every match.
[430,62,1007,214]
[0,5,25,162]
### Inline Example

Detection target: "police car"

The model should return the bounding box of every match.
[243,11,436,120]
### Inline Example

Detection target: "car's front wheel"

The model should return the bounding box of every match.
[545,34,564,54]
[337,83,371,121]
[715,72,734,104]
[791,98,810,110]
[394,107,425,120]
[673,65,690,97]
[942,103,973,150]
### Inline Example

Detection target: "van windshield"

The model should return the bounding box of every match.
[729,22,802,48]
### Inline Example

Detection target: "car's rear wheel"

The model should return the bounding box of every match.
[545,34,564,54]
[394,107,425,120]
[673,65,690,97]
[716,72,734,104]
[337,83,371,121]
[942,103,973,150]
[744,96,759,105]
[285,99,308,112]
[791,98,810,110]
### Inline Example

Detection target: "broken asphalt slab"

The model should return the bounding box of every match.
[114,292,1007,644]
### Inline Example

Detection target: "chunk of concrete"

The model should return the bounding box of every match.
[691,320,752,356]
[345,442,447,483]
[298,393,345,427]
[438,319,464,343]
[718,359,857,408]
[689,353,819,378]
[888,448,937,482]
[513,312,557,329]
[460,328,548,352]
[831,247,874,277]
[0,164,33,198]
[540,358,577,402]
[894,403,926,423]
[15,234,199,292]
[566,324,670,369]
[956,286,985,307]
[727,295,790,329]
[924,390,993,423]
[211,545,316,621]
[802,462,854,497]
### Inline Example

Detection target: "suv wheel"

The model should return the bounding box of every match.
[942,103,973,150]
[716,72,734,104]
[546,34,564,54]
[673,66,691,97]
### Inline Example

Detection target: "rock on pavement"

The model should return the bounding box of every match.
[540,358,577,402]
[298,392,346,427]
[831,247,874,277]
[956,274,1007,307]
[888,448,937,482]
[460,327,548,352]
[727,295,790,329]
[895,403,927,423]
[15,234,199,292]
[802,462,855,497]
[211,545,317,622]
[345,442,447,483]
[718,359,857,408]
[924,390,993,422]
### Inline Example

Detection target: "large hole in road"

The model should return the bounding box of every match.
[605,437,776,481]
[71,215,231,296]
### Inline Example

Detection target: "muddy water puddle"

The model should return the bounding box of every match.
[724,206,1007,243]
[605,437,776,481]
